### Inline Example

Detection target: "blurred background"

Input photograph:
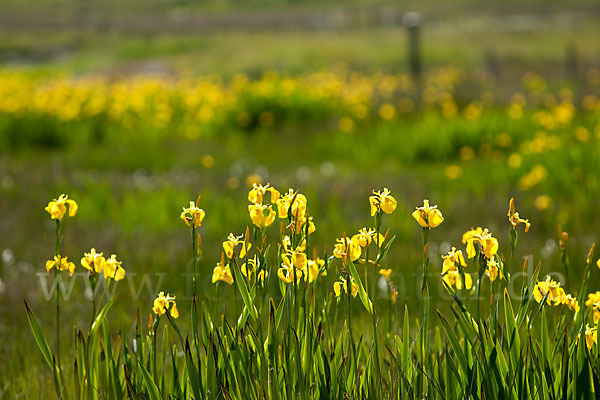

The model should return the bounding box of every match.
[2,0,600,396]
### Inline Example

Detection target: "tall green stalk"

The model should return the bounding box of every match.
[54,219,62,371]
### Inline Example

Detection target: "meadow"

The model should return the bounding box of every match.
[3,1,600,398]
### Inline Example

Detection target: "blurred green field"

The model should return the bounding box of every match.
[2,1,600,397]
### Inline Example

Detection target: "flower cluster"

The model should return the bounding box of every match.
[81,248,125,281]
[152,292,179,318]
[533,276,579,312]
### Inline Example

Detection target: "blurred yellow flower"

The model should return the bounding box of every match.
[586,292,600,307]
[379,103,396,120]
[333,276,358,298]
[370,188,397,216]
[223,233,251,259]
[152,292,179,318]
[412,199,444,229]
[444,165,462,179]
[391,289,399,303]
[201,155,215,168]
[81,248,106,274]
[507,197,531,232]
[534,195,551,210]
[248,203,276,228]
[180,198,205,228]
[45,194,78,221]
[338,116,356,133]
[46,255,76,276]
[507,153,522,169]
[379,268,392,280]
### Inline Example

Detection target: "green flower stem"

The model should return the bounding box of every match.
[54,219,62,371]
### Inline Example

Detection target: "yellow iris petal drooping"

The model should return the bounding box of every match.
[248,183,280,205]
[585,324,597,350]
[533,276,579,312]
[369,188,397,216]
[212,259,234,285]
[81,248,106,274]
[222,233,251,259]
[45,194,78,221]
[152,291,179,318]
[440,247,471,291]
[103,254,125,281]
[462,227,498,259]
[333,237,361,264]
[248,203,277,228]
[412,199,443,229]
[333,276,359,298]
[507,197,531,232]
[46,255,76,277]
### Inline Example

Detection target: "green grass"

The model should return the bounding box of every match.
[2,1,600,394]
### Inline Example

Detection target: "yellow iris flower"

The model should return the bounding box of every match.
[281,236,307,270]
[441,247,466,275]
[533,276,564,305]
[507,197,531,232]
[484,258,503,283]
[593,304,600,324]
[586,291,600,307]
[585,324,597,350]
[333,237,361,263]
[411,199,443,229]
[276,189,307,218]
[248,183,280,205]
[223,233,251,259]
[240,256,268,282]
[212,261,234,285]
[441,247,471,290]
[45,194,78,221]
[103,254,125,281]
[533,276,578,312]
[443,270,473,290]
[46,255,76,276]
[352,228,385,248]
[152,292,179,318]
[369,188,397,216]
[180,197,205,228]
[248,203,276,228]
[333,277,359,298]
[81,248,106,274]
[303,258,325,283]
[278,264,302,284]
[463,227,498,259]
